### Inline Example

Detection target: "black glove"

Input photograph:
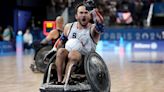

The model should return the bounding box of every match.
[84,0,96,11]
[43,50,56,64]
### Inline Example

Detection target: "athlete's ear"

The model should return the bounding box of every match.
[75,14,78,20]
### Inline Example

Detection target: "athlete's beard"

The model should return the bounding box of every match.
[79,21,87,27]
[79,17,88,27]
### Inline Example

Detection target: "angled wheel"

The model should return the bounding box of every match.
[35,45,52,73]
[84,52,111,92]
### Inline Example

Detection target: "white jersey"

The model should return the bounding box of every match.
[67,22,96,54]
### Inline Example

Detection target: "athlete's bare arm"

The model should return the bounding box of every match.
[48,29,60,40]
[52,23,72,50]
[40,29,59,44]
[90,9,104,43]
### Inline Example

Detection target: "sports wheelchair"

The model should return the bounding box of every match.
[40,51,111,92]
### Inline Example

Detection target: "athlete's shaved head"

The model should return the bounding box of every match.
[56,16,64,30]
[56,16,64,24]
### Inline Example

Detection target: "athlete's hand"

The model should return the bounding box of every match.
[84,0,96,11]
[43,48,56,64]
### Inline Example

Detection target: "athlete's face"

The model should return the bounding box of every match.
[75,5,91,26]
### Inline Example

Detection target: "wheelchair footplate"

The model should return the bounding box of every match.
[40,81,92,92]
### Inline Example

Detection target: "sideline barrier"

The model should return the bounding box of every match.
[98,27,164,52]
[101,27,164,41]
[0,41,15,55]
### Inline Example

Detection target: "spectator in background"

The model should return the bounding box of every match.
[116,0,134,25]
[3,25,14,41]
[132,0,144,26]
[105,0,117,25]
[23,28,33,51]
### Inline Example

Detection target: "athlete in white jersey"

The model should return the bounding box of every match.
[67,22,96,55]
[50,2,104,84]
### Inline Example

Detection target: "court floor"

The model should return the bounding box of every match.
[0,50,164,92]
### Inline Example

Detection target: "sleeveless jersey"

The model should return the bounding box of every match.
[67,22,96,54]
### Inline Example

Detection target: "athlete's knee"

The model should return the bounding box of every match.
[56,48,68,58]
[55,48,68,66]
[68,50,81,63]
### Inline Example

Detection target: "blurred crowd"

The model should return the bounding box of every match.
[0,25,34,52]
[49,0,163,27]
[96,0,164,26]
[0,0,163,52]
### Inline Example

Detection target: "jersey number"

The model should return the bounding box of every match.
[72,33,76,38]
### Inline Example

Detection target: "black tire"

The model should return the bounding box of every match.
[84,52,111,92]
[35,45,52,73]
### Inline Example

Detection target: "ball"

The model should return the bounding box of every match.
[65,39,83,52]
